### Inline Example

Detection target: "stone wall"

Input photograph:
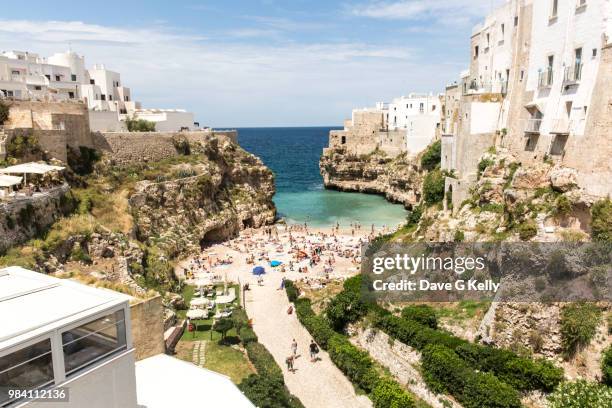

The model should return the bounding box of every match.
[130,295,166,361]
[93,130,237,166]
[351,327,459,408]
[0,184,73,253]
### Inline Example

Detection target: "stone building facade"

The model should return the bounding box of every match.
[442,0,612,209]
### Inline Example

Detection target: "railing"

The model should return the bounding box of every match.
[538,68,554,88]
[524,118,542,134]
[563,63,582,84]
[465,79,507,95]
[550,118,573,134]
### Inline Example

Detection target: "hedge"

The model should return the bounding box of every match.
[234,307,304,408]
[602,345,612,386]
[325,275,371,331]
[239,374,304,408]
[421,344,521,408]
[455,342,563,392]
[548,379,612,408]
[400,305,438,329]
[377,311,563,392]
[285,280,300,302]
[285,281,414,408]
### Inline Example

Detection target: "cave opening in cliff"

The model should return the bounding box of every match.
[242,217,255,228]
[200,226,230,248]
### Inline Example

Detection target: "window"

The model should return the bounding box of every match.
[419,102,424,113]
[62,310,127,377]
[11,70,20,75]
[486,33,490,46]
[100,94,106,101]
[55,75,61,81]
[71,74,77,81]
[34,86,42,90]
[551,0,559,18]
[68,91,75,99]
[124,95,129,102]
[501,24,505,36]
[108,95,113,101]
[0,339,54,406]
[90,79,95,85]
[432,105,436,111]
[474,45,479,59]
[592,48,597,58]
[45,75,51,80]
[514,16,519,26]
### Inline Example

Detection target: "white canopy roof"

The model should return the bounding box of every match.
[0,162,65,175]
[0,175,22,187]
[136,354,254,408]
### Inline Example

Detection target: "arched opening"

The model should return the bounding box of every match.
[341,136,346,145]
[200,226,232,249]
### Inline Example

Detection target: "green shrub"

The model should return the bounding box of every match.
[325,276,370,330]
[591,199,612,242]
[245,342,282,380]
[548,379,612,408]
[0,100,9,124]
[553,195,572,217]
[406,205,423,226]
[401,305,438,329]
[420,140,441,170]
[602,345,612,386]
[69,245,92,264]
[327,334,379,393]
[371,378,414,408]
[455,342,563,392]
[423,168,445,205]
[421,345,521,408]
[239,374,304,408]
[477,157,494,179]
[376,314,467,352]
[454,230,465,242]
[560,303,602,358]
[517,220,537,241]
[126,117,156,132]
[68,146,101,175]
[6,131,42,159]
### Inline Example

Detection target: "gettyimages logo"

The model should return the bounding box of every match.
[361,242,611,302]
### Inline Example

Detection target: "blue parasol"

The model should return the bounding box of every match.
[270,260,283,267]
[252,266,266,275]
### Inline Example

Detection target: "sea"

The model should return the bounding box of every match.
[236,127,407,228]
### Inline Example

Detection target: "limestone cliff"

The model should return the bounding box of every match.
[319,147,422,208]
[129,136,276,256]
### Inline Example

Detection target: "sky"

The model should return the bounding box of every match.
[0,0,503,127]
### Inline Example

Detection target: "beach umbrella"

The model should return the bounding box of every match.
[252,266,266,276]
[270,260,283,267]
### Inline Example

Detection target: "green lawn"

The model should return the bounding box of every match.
[204,341,254,384]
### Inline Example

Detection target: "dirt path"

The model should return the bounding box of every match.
[244,271,372,408]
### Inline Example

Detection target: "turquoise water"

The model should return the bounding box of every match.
[237,127,407,228]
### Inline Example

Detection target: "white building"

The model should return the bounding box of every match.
[0,266,137,408]
[522,0,609,151]
[0,266,254,408]
[388,93,441,154]
[0,50,197,132]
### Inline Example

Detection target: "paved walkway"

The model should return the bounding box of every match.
[244,272,371,408]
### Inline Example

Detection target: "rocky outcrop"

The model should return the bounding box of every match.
[319,147,422,208]
[0,184,75,253]
[129,136,276,256]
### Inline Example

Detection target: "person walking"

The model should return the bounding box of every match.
[286,355,295,373]
[278,276,286,290]
[309,340,319,362]
[291,338,298,356]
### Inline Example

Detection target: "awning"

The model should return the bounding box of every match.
[0,175,22,187]
[0,162,65,175]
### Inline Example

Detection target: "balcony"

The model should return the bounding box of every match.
[550,118,573,134]
[563,63,582,85]
[538,68,554,89]
[524,118,542,134]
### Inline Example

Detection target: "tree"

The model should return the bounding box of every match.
[213,318,234,341]
[125,117,156,132]
[0,100,9,124]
